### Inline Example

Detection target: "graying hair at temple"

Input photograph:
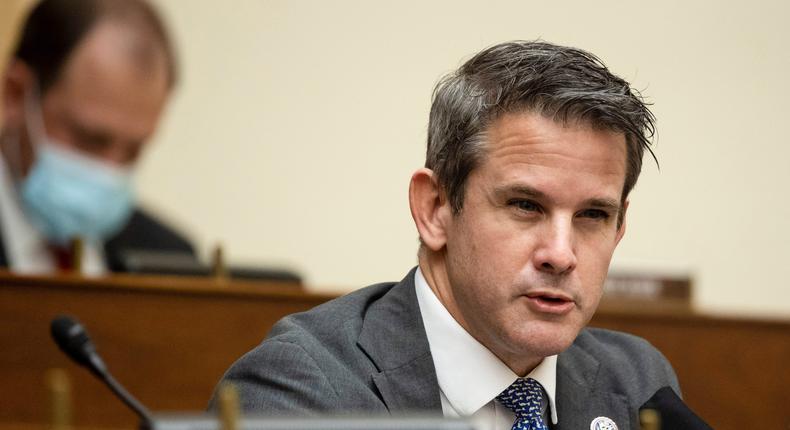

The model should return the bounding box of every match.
[425,40,657,223]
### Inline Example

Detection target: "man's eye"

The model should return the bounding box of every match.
[509,199,540,212]
[70,124,111,152]
[78,134,111,151]
[578,209,610,220]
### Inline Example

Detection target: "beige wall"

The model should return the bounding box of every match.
[9,1,788,316]
[0,0,33,118]
[0,1,25,64]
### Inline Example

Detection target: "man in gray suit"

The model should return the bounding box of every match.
[214,41,706,429]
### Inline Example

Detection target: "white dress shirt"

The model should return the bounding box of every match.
[0,155,107,275]
[414,267,559,429]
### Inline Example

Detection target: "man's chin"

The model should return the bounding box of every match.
[509,323,581,360]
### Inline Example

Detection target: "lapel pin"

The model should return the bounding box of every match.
[590,416,618,430]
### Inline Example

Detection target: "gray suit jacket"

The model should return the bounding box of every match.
[213,268,680,430]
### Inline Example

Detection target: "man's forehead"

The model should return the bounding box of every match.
[56,20,169,95]
[481,111,627,162]
[43,20,170,142]
[484,110,628,145]
[473,111,629,200]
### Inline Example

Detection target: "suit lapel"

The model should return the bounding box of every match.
[555,338,632,429]
[357,268,442,414]
[355,270,634,426]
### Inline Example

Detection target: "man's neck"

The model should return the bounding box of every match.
[417,248,543,376]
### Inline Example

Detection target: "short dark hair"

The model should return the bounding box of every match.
[12,0,177,93]
[426,40,656,222]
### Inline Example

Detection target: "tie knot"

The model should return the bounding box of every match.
[496,377,546,419]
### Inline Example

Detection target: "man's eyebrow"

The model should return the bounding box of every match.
[493,185,622,212]
[585,198,622,213]
[493,185,547,199]
[66,112,112,142]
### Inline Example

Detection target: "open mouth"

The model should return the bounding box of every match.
[525,293,574,314]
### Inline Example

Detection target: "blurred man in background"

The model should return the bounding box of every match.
[0,0,194,275]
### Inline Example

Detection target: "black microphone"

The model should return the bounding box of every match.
[50,315,153,426]
[639,386,713,429]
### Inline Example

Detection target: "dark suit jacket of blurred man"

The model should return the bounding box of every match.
[0,208,195,272]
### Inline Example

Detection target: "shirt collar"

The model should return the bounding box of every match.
[414,267,559,424]
[0,154,52,272]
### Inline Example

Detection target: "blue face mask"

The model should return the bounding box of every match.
[17,92,134,245]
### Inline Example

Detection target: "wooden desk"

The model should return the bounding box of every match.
[0,272,331,429]
[1,273,788,429]
[591,302,790,429]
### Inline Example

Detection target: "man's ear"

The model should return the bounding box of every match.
[2,60,34,129]
[409,168,452,251]
[615,199,629,245]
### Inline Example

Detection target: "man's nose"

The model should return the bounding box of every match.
[532,218,577,275]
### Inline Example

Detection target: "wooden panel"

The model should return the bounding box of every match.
[1,273,788,430]
[591,306,790,430]
[0,272,331,429]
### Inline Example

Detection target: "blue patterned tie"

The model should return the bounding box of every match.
[496,377,549,430]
